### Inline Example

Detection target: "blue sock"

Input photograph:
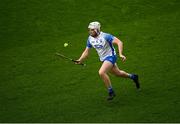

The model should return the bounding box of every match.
[108,87,113,93]
[129,74,135,79]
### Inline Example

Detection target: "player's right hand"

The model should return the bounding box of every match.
[74,60,82,65]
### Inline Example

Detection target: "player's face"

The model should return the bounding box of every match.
[89,29,98,37]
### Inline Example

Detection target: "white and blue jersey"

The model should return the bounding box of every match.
[86,32,117,63]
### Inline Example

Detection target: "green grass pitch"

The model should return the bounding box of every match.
[0,0,180,122]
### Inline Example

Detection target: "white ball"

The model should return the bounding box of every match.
[64,43,68,47]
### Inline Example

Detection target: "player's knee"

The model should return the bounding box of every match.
[99,70,105,77]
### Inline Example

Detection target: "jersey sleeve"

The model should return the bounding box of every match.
[104,33,115,43]
[86,38,92,48]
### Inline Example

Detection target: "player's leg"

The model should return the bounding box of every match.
[99,61,113,88]
[110,63,130,78]
[110,63,140,89]
[99,61,115,100]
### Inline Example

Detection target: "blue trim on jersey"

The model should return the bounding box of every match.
[104,33,115,56]
[108,41,115,56]
[104,33,114,43]
[86,39,92,48]
[103,55,117,65]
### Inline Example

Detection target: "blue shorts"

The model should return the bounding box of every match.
[103,55,117,65]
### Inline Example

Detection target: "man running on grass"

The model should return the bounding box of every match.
[76,21,140,100]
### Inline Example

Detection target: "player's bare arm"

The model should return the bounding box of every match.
[76,47,90,64]
[113,37,126,62]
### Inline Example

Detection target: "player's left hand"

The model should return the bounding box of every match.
[119,54,126,62]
